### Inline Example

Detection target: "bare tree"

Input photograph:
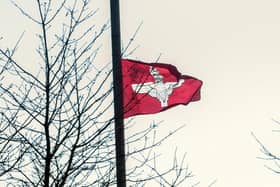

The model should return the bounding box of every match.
[0,1,195,186]
[253,120,280,175]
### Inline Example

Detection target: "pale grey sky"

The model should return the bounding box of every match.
[121,0,280,186]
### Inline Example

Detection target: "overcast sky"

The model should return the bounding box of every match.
[120,0,280,186]
[1,0,280,186]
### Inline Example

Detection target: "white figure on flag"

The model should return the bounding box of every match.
[131,67,184,107]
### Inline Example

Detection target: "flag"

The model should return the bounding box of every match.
[122,59,202,118]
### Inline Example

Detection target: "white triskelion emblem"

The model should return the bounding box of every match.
[131,67,184,107]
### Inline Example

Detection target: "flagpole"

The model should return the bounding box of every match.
[110,0,126,187]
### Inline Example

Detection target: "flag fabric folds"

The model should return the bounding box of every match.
[122,59,202,118]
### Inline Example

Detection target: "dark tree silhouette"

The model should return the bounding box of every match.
[253,120,280,175]
[0,1,194,186]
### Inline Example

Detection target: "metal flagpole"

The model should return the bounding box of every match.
[109,0,126,187]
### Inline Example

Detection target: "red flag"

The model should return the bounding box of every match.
[122,59,202,118]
